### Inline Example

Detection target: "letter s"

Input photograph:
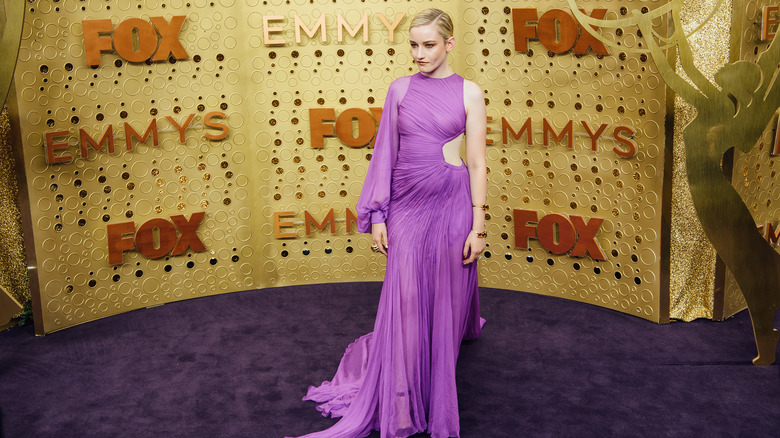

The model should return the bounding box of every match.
[204,111,229,140]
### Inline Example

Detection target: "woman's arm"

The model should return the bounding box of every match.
[356,77,411,256]
[462,79,487,265]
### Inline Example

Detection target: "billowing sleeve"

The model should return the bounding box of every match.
[355,76,410,233]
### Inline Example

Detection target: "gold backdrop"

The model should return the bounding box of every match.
[7,0,672,334]
[667,0,732,321]
[0,106,29,306]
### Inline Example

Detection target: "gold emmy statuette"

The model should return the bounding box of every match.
[570,0,780,365]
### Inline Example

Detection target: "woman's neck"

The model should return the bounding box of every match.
[419,65,454,78]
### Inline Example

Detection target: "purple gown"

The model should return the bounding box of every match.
[295,72,483,438]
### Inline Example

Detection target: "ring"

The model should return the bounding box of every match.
[371,244,380,253]
[478,255,482,259]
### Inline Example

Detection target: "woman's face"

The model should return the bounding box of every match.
[409,23,454,77]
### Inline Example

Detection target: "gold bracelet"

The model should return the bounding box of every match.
[472,230,487,238]
[472,204,488,210]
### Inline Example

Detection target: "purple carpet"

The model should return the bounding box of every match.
[0,283,778,437]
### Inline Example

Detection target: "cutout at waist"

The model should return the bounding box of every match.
[442,133,464,167]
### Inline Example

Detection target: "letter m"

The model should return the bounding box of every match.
[305,209,336,235]
[543,118,574,148]
[766,222,780,244]
[80,126,115,157]
[337,13,368,42]
[502,117,533,145]
[124,119,159,150]
[295,15,326,43]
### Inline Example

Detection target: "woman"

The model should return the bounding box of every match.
[295,8,487,438]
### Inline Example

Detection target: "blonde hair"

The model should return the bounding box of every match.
[410,8,454,40]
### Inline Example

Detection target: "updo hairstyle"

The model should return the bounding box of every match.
[409,8,454,41]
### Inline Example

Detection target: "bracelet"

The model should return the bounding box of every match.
[472,230,487,238]
[472,204,488,210]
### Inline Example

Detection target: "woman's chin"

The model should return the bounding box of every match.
[417,64,434,74]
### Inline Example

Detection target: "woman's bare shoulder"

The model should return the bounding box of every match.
[462,79,484,107]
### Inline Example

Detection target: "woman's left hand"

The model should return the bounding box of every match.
[462,231,485,265]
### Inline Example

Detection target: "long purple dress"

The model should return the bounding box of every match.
[296,72,483,438]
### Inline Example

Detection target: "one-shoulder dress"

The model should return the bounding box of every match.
[295,72,483,438]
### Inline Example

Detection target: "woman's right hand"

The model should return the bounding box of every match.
[371,222,388,256]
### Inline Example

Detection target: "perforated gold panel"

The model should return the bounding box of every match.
[466,1,667,321]
[11,0,668,333]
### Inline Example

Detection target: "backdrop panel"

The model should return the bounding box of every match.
[10,0,669,333]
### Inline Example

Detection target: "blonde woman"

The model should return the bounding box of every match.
[295,8,487,438]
